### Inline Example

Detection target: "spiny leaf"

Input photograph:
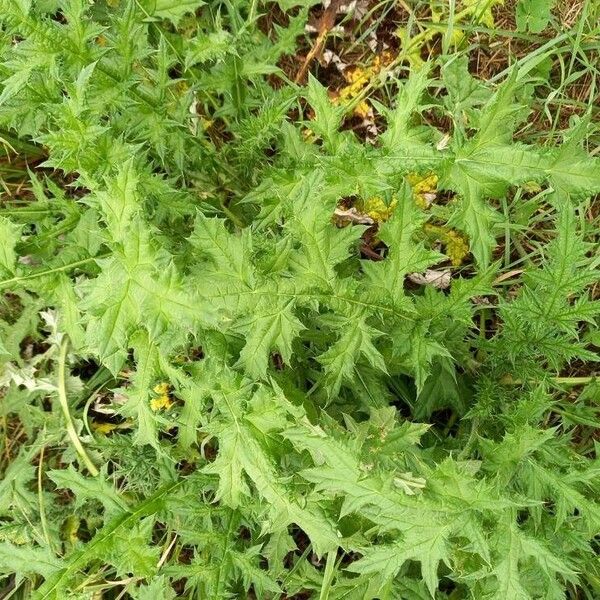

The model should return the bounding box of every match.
[317,312,387,396]
[363,182,442,302]
[234,296,305,378]
[348,524,450,597]
[305,75,344,152]
[140,0,205,26]
[87,159,140,243]
[0,543,62,579]
[119,329,162,449]
[32,481,182,600]
[47,466,128,516]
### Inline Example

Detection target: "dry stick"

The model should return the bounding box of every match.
[294,0,344,84]
[157,534,179,570]
[57,336,99,477]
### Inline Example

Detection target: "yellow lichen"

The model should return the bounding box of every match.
[153,382,170,395]
[353,100,372,120]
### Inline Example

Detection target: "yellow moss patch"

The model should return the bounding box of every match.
[333,51,394,119]
[153,382,170,395]
[357,195,398,223]
[63,516,80,544]
[353,100,372,120]
[407,173,438,209]
[92,421,133,435]
[200,116,214,131]
[151,382,174,412]
[92,422,119,435]
[424,223,470,266]
[522,181,542,193]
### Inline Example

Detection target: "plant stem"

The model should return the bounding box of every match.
[0,254,109,290]
[500,375,596,386]
[57,337,99,477]
[37,440,54,551]
[319,550,338,600]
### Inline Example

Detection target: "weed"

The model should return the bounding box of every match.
[0,1,599,599]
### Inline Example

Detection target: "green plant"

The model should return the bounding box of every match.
[516,0,555,33]
[0,1,599,599]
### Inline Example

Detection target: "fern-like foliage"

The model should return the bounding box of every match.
[0,1,599,599]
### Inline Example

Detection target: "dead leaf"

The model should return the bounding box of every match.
[408,269,451,289]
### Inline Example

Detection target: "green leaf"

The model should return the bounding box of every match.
[305,75,344,152]
[363,182,442,303]
[47,466,128,516]
[317,313,387,396]
[348,524,450,597]
[231,546,281,595]
[141,0,205,25]
[0,444,38,513]
[379,66,432,153]
[1,8,599,598]
[204,377,339,555]
[286,170,363,284]
[80,250,141,374]
[137,576,177,600]
[447,177,501,267]
[235,428,339,556]
[88,159,140,243]
[184,30,232,69]
[32,481,182,600]
[399,321,452,395]
[441,56,489,129]
[0,66,34,106]
[0,542,62,579]
[516,0,554,33]
[201,384,253,508]
[0,215,21,274]
[120,329,162,449]
[234,296,305,379]
[189,214,255,292]
[491,540,531,599]
[104,516,160,578]
[81,222,202,373]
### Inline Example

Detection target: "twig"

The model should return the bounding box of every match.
[295,0,344,84]
[157,533,178,569]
